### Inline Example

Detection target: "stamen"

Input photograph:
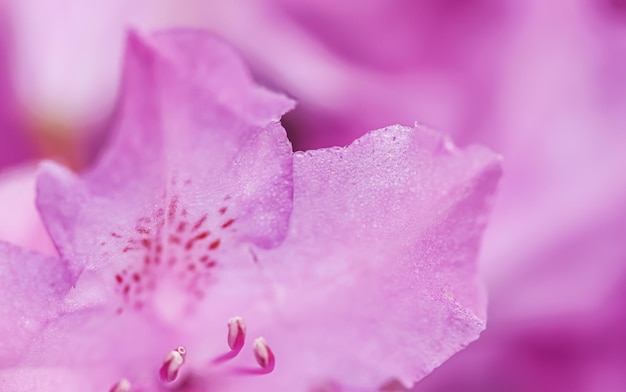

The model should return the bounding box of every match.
[109,378,131,392]
[159,346,187,383]
[227,316,246,352]
[213,317,247,364]
[253,337,275,372]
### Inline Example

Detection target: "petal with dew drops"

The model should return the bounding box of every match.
[0,242,71,368]
[250,125,501,390]
[36,30,295,290]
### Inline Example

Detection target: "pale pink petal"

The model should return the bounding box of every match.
[0,164,56,255]
[0,368,94,392]
[0,242,190,391]
[0,242,70,367]
[36,30,295,284]
[248,125,501,390]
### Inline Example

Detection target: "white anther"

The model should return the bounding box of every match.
[253,337,275,371]
[227,316,247,351]
[109,378,131,392]
[159,346,186,383]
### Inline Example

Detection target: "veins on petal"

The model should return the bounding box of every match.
[106,187,239,313]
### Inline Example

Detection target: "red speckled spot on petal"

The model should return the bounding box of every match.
[108,192,236,312]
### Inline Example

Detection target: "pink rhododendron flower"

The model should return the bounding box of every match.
[0,30,501,391]
[127,1,626,390]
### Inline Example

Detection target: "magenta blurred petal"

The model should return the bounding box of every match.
[130,0,518,150]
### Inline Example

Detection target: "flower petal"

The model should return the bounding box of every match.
[0,242,71,367]
[0,164,56,255]
[0,367,93,392]
[251,125,501,390]
[36,30,295,287]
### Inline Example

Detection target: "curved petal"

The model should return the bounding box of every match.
[251,125,501,390]
[36,30,295,288]
[0,164,56,255]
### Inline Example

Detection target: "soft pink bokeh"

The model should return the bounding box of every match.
[0,0,124,170]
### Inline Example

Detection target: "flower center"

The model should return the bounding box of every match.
[110,317,275,390]
[108,193,236,313]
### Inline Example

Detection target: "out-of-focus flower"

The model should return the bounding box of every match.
[128,0,520,150]
[0,0,125,170]
[126,0,626,390]
[0,10,36,169]
[0,30,501,391]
